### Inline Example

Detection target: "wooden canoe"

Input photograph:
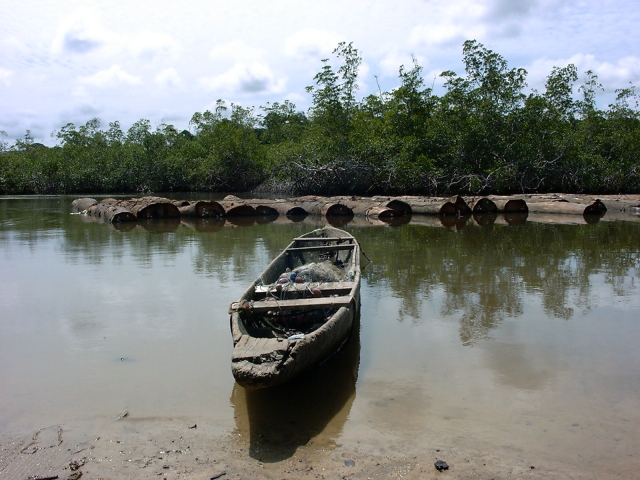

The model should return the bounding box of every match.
[229,226,361,389]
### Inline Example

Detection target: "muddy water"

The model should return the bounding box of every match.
[1,196,639,474]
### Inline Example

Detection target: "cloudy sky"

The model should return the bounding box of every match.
[2,0,639,145]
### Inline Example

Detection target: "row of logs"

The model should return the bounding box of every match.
[72,195,608,224]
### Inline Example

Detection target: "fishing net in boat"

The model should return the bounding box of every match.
[293,261,345,283]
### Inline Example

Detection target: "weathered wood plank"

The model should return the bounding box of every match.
[250,296,353,312]
[286,244,356,253]
[293,237,354,242]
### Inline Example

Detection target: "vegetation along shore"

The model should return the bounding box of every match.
[1,40,639,196]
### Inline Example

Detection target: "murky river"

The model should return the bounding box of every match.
[1,196,639,474]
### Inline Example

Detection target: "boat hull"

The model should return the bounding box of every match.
[229,226,361,389]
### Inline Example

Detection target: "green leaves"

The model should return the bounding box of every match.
[1,39,639,196]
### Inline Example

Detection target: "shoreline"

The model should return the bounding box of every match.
[2,415,636,479]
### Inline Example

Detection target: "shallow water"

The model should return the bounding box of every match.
[1,196,639,472]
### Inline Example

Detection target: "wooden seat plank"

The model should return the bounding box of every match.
[250,296,353,312]
[287,244,356,253]
[293,237,354,242]
[255,281,354,294]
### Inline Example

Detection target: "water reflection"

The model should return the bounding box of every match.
[138,218,181,233]
[353,221,639,344]
[3,198,639,350]
[180,218,226,233]
[230,315,360,462]
[473,212,497,227]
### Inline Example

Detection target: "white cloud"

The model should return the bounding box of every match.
[80,65,142,87]
[71,85,91,99]
[199,63,286,95]
[130,31,178,60]
[527,54,640,92]
[0,68,14,86]
[209,41,263,63]
[285,29,344,60]
[51,8,115,55]
[411,23,486,49]
[52,9,178,61]
[155,68,182,88]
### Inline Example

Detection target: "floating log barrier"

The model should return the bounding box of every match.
[126,196,180,219]
[526,199,606,216]
[471,197,498,214]
[451,195,473,216]
[295,196,355,219]
[401,198,458,216]
[71,197,98,211]
[219,196,257,217]
[73,195,625,229]
[86,200,135,223]
[490,197,529,213]
[104,206,137,223]
[252,204,279,217]
[173,200,225,217]
[271,201,308,218]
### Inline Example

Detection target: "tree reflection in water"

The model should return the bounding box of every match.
[353,220,640,345]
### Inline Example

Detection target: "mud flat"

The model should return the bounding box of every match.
[2,416,630,480]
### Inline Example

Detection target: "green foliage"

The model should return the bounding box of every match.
[1,40,639,195]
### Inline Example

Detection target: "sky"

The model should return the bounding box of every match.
[1,0,639,145]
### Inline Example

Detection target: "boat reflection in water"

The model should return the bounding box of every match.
[230,313,361,462]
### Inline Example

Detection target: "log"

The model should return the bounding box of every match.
[526,200,605,216]
[175,200,225,217]
[412,200,457,216]
[71,197,97,211]
[296,197,354,219]
[219,201,257,216]
[253,204,279,217]
[365,205,397,220]
[87,203,111,218]
[126,196,180,219]
[471,197,498,214]
[268,201,307,218]
[491,197,529,213]
[104,206,136,223]
[451,195,472,216]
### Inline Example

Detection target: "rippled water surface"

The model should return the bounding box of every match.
[1,196,639,472]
